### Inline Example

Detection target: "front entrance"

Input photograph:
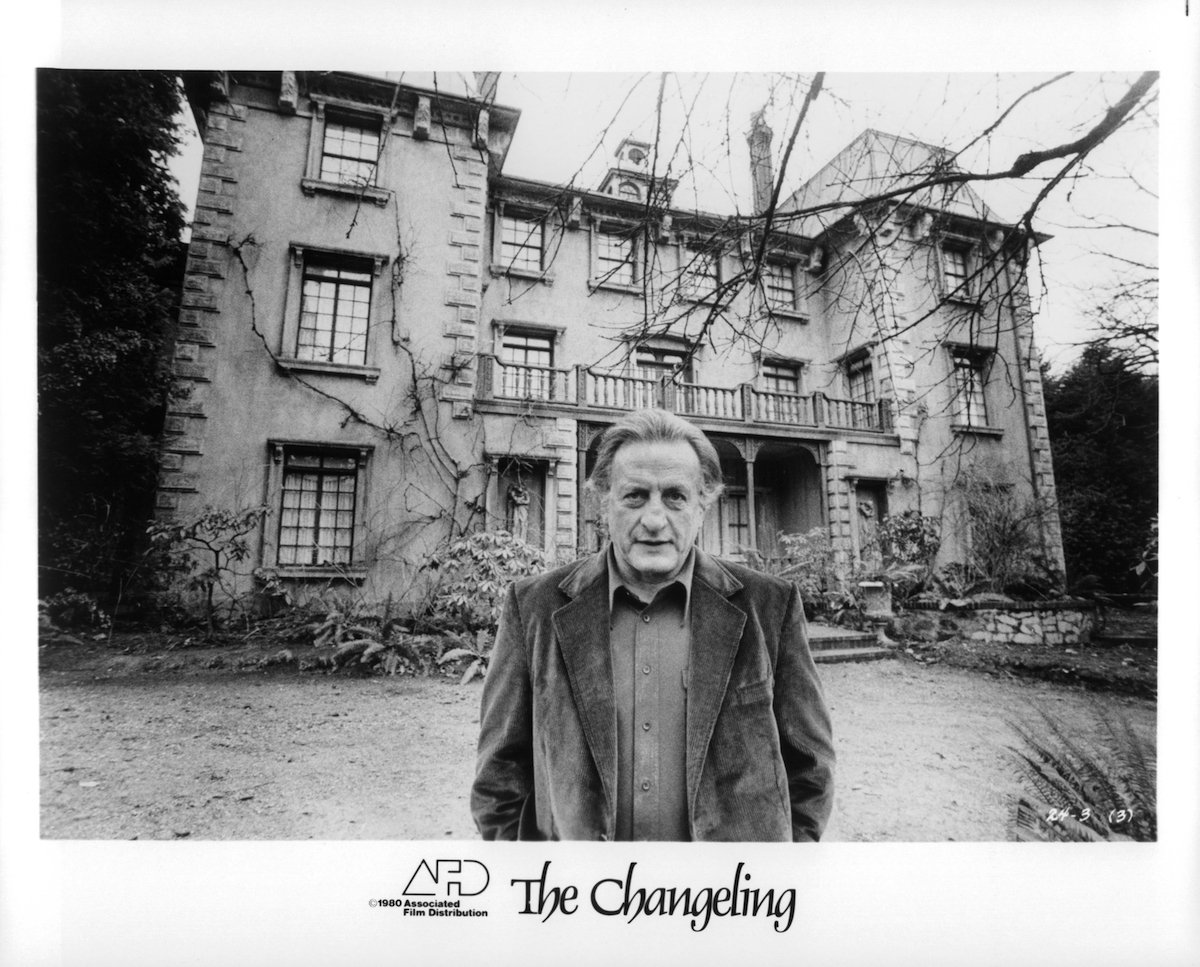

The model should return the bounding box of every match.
[702,440,823,563]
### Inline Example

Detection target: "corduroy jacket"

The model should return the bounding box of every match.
[470,549,835,841]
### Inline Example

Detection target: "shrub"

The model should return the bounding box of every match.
[1008,706,1155,842]
[876,510,940,569]
[954,469,1051,594]
[306,601,495,681]
[146,504,269,636]
[418,530,548,633]
[742,527,833,600]
[39,588,111,634]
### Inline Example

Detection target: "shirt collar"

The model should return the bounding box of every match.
[606,545,696,618]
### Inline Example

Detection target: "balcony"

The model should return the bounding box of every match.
[476,355,893,433]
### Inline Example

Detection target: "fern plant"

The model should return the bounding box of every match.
[1008,705,1155,842]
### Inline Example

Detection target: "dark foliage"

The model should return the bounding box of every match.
[1043,346,1158,594]
[38,70,186,597]
[1008,705,1155,842]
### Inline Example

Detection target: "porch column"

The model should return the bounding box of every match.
[545,459,560,557]
[742,439,762,555]
[577,443,588,552]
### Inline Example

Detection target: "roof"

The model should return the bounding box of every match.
[780,129,1005,236]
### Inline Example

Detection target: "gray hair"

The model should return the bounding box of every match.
[586,409,724,506]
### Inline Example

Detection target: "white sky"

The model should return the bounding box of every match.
[172,70,1157,372]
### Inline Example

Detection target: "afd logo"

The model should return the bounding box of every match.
[403,859,490,898]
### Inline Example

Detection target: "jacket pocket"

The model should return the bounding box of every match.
[732,678,774,706]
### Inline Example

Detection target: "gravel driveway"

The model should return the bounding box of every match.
[39,656,1155,842]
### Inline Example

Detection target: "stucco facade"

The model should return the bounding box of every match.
[162,72,1065,604]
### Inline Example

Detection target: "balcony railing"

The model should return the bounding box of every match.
[476,355,892,433]
[753,390,817,426]
[486,358,576,403]
[677,382,743,420]
[585,370,658,410]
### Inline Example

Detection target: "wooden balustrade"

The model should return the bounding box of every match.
[677,382,743,420]
[753,390,816,426]
[478,357,890,434]
[584,371,660,410]
[491,357,573,403]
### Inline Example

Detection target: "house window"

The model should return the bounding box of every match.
[618,181,641,201]
[277,449,360,566]
[635,347,690,382]
[759,361,802,423]
[319,113,381,188]
[596,229,637,286]
[846,356,875,405]
[724,492,751,552]
[950,349,989,426]
[941,244,973,300]
[499,330,555,400]
[498,214,545,274]
[297,254,373,366]
[764,261,798,312]
[681,245,720,301]
[762,361,801,396]
[631,347,689,409]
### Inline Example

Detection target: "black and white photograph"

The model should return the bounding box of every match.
[3,2,1197,965]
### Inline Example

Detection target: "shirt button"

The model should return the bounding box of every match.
[641,780,651,791]
[642,722,651,731]
[642,664,651,675]
[641,614,651,623]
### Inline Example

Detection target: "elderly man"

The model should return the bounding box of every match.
[471,409,834,841]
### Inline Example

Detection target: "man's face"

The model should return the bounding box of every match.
[606,439,708,590]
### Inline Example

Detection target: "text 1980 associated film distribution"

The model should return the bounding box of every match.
[380,858,798,933]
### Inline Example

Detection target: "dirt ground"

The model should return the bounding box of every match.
[38,636,1155,842]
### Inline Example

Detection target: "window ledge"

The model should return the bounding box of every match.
[276,357,381,383]
[766,307,810,323]
[589,279,641,296]
[275,566,367,583]
[490,264,555,285]
[300,178,390,207]
[951,423,1004,438]
[943,295,982,310]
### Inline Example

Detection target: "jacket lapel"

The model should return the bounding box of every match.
[553,554,617,816]
[686,552,746,814]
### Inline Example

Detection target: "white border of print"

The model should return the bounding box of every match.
[2,2,1197,965]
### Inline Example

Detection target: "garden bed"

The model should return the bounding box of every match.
[896,636,1156,698]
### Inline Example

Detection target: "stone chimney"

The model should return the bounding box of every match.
[747,110,775,214]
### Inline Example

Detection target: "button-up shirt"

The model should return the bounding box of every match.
[607,549,694,841]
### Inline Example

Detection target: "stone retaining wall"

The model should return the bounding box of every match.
[894,602,1095,647]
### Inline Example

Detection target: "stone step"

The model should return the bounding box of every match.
[814,646,896,664]
[810,632,879,651]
